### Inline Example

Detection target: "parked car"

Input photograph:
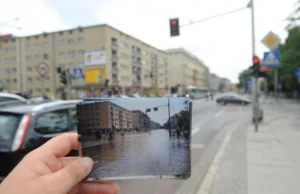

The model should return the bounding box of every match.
[0,93,29,108]
[0,100,81,182]
[216,94,251,105]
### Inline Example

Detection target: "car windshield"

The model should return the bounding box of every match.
[0,113,23,151]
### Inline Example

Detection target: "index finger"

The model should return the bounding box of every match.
[36,133,79,158]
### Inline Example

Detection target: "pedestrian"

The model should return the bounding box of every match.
[0,133,120,194]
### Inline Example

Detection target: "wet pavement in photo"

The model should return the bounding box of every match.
[82,129,191,179]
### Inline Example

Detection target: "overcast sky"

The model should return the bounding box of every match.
[0,0,297,83]
[110,98,188,125]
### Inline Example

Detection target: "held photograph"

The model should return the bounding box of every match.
[77,97,192,180]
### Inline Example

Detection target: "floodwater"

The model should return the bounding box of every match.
[83,129,191,179]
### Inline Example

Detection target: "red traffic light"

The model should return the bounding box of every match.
[253,56,260,64]
[171,20,177,25]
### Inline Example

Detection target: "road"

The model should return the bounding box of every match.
[103,97,300,194]
[109,98,249,194]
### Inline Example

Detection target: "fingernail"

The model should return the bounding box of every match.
[80,157,93,169]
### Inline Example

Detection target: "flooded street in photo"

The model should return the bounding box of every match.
[83,129,190,178]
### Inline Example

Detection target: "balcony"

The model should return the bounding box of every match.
[111,43,118,51]
[112,54,118,62]
[112,66,119,73]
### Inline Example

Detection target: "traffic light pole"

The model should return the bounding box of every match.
[250,0,260,132]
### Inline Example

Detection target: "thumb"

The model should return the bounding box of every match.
[49,157,93,194]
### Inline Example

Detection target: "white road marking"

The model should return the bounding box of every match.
[192,127,201,135]
[214,107,226,117]
[197,126,234,194]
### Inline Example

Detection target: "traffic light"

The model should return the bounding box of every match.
[251,56,261,77]
[60,70,67,85]
[170,18,179,37]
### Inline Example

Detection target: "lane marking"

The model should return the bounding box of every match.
[192,127,201,135]
[197,125,234,194]
[214,107,226,117]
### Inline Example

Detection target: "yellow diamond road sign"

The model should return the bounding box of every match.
[261,31,281,50]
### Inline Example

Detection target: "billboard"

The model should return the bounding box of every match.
[84,69,106,84]
[84,51,106,66]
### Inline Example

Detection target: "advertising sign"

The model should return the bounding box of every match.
[84,51,106,66]
[84,69,106,84]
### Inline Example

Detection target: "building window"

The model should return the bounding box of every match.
[43,53,49,60]
[27,77,32,82]
[12,68,17,72]
[68,39,75,45]
[35,55,41,61]
[11,57,16,63]
[45,76,50,80]
[69,51,75,57]
[59,52,65,58]
[13,79,17,83]
[59,40,65,46]
[26,56,32,61]
[78,37,84,44]
[78,50,85,56]
[45,88,50,92]
[6,69,10,74]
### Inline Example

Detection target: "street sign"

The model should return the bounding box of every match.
[295,68,300,78]
[36,62,49,77]
[263,50,280,67]
[261,31,281,50]
[73,68,84,80]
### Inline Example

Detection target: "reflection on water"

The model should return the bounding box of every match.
[83,129,190,178]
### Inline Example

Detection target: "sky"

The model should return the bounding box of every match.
[110,98,188,125]
[0,0,297,83]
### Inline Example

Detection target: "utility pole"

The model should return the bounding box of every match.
[274,69,278,100]
[168,97,171,137]
[249,0,260,132]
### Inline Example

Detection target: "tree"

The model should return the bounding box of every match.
[237,69,250,89]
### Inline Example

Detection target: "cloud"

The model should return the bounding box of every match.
[0,0,69,36]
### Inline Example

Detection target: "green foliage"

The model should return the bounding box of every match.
[237,69,250,89]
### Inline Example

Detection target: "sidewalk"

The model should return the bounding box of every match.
[247,116,300,194]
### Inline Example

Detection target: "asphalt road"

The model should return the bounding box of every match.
[112,98,252,194]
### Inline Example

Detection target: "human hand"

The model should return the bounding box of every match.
[0,133,120,194]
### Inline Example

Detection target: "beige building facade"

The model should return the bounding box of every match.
[166,48,209,94]
[0,24,168,98]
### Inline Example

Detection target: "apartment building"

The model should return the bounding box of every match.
[132,110,151,131]
[210,73,222,91]
[77,101,133,135]
[0,24,168,97]
[166,48,209,95]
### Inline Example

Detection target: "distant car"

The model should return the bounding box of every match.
[216,94,251,105]
[0,100,80,182]
[0,93,28,108]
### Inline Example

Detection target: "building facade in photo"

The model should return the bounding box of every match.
[0,24,169,97]
[77,101,133,134]
[131,110,151,131]
[166,48,209,95]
